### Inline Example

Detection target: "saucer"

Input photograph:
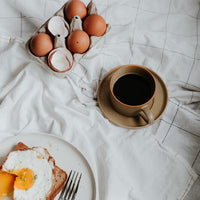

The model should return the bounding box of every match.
[97,67,168,129]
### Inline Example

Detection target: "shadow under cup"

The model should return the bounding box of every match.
[109,65,157,124]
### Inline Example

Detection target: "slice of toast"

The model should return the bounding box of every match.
[1,142,67,200]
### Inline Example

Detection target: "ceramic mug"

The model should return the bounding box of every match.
[109,64,157,124]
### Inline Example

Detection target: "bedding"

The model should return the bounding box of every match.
[0,0,200,199]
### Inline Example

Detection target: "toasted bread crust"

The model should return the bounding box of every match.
[15,142,29,150]
[46,166,68,200]
[1,142,67,200]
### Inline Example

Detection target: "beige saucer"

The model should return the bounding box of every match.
[97,67,168,129]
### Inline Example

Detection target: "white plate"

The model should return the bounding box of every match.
[0,132,96,200]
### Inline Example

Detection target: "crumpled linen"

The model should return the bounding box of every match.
[0,0,200,199]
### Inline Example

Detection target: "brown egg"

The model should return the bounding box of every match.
[83,14,106,37]
[30,33,53,57]
[65,0,87,21]
[67,30,90,54]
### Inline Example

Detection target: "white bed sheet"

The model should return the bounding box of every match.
[0,0,200,199]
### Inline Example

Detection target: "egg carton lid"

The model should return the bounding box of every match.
[26,1,110,79]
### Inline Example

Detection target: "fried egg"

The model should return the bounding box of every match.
[0,171,15,199]
[1,147,54,200]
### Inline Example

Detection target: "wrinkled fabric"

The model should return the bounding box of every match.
[0,0,200,199]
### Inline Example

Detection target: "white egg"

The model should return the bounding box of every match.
[2,148,54,200]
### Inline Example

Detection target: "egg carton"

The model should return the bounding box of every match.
[26,0,110,78]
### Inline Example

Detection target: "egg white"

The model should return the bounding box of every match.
[2,148,54,200]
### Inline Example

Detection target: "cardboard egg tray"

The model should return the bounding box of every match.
[26,1,110,78]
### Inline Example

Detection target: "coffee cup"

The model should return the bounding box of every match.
[109,64,157,124]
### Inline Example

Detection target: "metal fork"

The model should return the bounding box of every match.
[59,170,82,200]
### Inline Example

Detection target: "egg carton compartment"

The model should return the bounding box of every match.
[26,0,110,78]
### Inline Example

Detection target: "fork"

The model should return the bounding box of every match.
[59,170,82,200]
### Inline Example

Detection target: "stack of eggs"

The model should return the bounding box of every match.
[29,0,107,73]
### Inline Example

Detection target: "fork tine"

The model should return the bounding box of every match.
[66,172,79,199]
[71,173,82,200]
[64,171,77,199]
[59,170,82,200]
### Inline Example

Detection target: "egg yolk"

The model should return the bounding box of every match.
[0,171,16,199]
[13,168,36,190]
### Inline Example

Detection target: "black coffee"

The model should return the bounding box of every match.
[113,74,154,106]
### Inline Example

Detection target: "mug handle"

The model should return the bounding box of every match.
[138,107,154,124]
